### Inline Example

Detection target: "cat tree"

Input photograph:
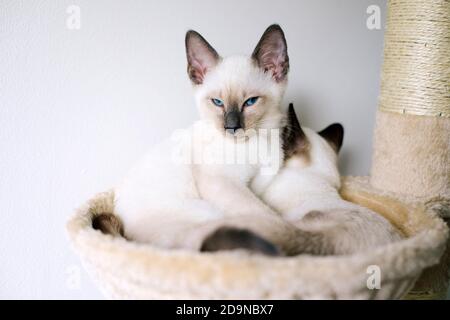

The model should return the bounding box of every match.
[370,0,450,299]
[67,0,450,299]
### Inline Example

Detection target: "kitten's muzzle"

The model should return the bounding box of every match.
[224,110,242,133]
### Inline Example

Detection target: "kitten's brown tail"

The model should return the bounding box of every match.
[200,227,281,256]
[92,213,125,238]
[197,214,333,257]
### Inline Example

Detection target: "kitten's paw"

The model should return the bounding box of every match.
[92,213,125,238]
[200,227,281,256]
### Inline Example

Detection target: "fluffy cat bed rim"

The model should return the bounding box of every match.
[66,176,448,299]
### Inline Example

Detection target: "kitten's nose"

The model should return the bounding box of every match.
[224,111,242,133]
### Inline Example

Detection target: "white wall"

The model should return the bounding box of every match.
[0,0,387,299]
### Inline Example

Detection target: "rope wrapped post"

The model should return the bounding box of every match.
[370,0,450,299]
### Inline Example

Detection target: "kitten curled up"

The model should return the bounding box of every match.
[248,104,403,255]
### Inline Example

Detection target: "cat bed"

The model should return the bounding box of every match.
[66,176,448,299]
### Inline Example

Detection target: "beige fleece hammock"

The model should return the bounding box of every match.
[67,0,450,299]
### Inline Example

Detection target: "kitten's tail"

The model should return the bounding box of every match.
[200,227,281,256]
[197,214,332,256]
[92,213,125,238]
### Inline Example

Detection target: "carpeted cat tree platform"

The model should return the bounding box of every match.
[67,0,450,299]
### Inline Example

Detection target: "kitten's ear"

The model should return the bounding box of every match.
[185,30,220,85]
[283,103,308,158]
[287,103,302,133]
[252,24,289,82]
[318,123,344,153]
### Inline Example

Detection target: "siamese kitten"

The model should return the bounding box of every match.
[250,104,403,255]
[112,25,308,254]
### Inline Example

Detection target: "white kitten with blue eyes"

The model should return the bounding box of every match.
[112,25,307,254]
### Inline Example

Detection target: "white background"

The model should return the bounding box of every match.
[1,0,387,299]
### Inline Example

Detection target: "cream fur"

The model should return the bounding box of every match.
[371,111,450,200]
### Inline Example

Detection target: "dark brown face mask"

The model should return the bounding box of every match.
[224,110,242,133]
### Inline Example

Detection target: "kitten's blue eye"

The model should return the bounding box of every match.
[211,98,224,107]
[244,97,259,107]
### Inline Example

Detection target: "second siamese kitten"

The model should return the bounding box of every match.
[250,104,403,255]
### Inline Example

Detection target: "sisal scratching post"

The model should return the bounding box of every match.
[370,0,450,299]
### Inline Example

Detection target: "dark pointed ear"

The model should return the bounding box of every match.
[287,103,301,133]
[283,103,308,158]
[185,30,220,85]
[318,123,344,153]
[252,24,289,82]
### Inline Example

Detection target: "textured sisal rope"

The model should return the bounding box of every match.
[379,0,450,118]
